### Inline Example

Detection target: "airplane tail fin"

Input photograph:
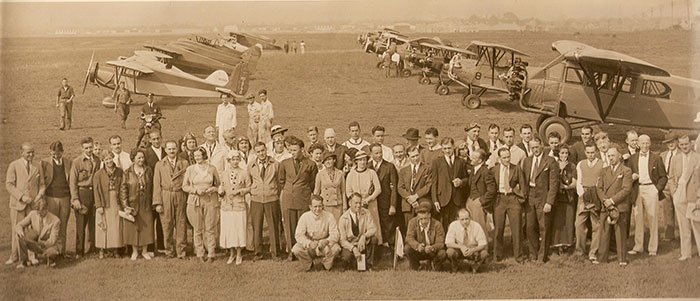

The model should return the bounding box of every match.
[205,70,230,87]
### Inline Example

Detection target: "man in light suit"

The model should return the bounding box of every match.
[369,143,399,248]
[279,136,318,260]
[6,142,46,265]
[668,135,700,261]
[596,146,633,265]
[628,135,667,256]
[15,200,60,268]
[41,141,71,257]
[522,138,559,263]
[431,137,470,231]
[249,142,282,260]
[490,147,527,262]
[398,146,432,234]
[153,140,190,259]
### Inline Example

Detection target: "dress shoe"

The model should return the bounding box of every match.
[5,259,17,265]
[236,255,242,265]
[200,256,208,263]
[147,252,155,258]
[16,263,26,269]
[627,250,639,255]
[619,262,628,267]
[208,257,215,263]
[227,256,234,265]
[679,256,691,261]
[649,252,657,256]
[29,258,40,266]
[287,253,295,262]
[591,260,600,264]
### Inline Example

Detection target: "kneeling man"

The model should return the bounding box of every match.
[339,193,378,270]
[15,200,60,268]
[446,208,489,273]
[292,195,341,271]
[404,201,447,270]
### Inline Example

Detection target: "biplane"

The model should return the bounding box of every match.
[82,50,249,107]
[445,40,529,109]
[228,31,281,50]
[518,40,700,144]
[407,43,475,86]
[144,35,262,77]
[395,37,448,77]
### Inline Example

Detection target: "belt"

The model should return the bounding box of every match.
[497,192,513,196]
[78,186,93,190]
[640,183,654,186]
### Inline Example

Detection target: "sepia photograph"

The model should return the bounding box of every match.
[1,0,699,299]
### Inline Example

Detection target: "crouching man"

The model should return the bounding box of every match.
[292,195,341,271]
[339,193,378,271]
[15,200,60,268]
[445,208,489,273]
[404,201,447,270]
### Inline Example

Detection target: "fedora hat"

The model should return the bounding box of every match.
[402,128,420,140]
[662,132,678,144]
[322,151,337,163]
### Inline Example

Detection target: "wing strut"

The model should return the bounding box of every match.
[602,72,626,120]
[578,63,605,121]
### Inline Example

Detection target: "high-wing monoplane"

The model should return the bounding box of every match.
[445,40,529,109]
[518,40,700,143]
[228,31,281,50]
[82,50,249,107]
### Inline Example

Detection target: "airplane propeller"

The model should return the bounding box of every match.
[82,50,95,94]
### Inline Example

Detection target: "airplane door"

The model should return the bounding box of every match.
[593,73,636,124]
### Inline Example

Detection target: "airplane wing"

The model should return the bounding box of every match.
[143,44,182,57]
[569,48,670,77]
[134,50,172,60]
[408,37,442,46]
[551,40,591,55]
[469,40,530,57]
[431,44,476,56]
[105,59,154,74]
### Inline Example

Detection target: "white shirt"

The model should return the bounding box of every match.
[215,102,237,131]
[445,220,487,248]
[260,100,274,121]
[343,138,370,151]
[466,137,480,153]
[247,102,262,123]
[372,159,382,171]
[381,144,395,163]
[664,149,677,173]
[600,151,610,167]
[444,155,454,166]
[499,164,511,193]
[113,151,133,170]
[509,145,526,166]
[151,146,163,161]
[638,151,652,185]
[201,142,217,160]
[529,154,543,186]
[419,220,431,245]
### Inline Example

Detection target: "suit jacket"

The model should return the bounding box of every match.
[431,156,469,207]
[144,146,165,171]
[338,208,377,250]
[93,167,123,209]
[489,162,527,203]
[668,151,700,204]
[419,147,442,168]
[17,211,60,248]
[369,159,398,210]
[621,146,638,166]
[248,156,280,203]
[628,152,667,201]
[140,102,162,120]
[405,217,445,250]
[570,141,587,166]
[468,164,497,208]
[6,158,45,211]
[279,156,318,209]
[41,158,71,189]
[397,163,432,212]
[152,156,189,206]
[516,141,531,157]
[522,154,560,206]
[325,143,348,170]
[596,163,634,212]
[467,137,490,158]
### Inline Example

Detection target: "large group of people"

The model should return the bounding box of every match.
[7,81,700,273]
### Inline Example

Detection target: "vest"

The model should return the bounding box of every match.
[580,160,603,188]
[46,161,70,198]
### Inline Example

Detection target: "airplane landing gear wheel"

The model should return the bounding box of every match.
[437,85,450,96]
[535,115,548,129]
[462,94,481,109]
[419,77,431,85]
[401,69,411,77]
[538,116,572,144]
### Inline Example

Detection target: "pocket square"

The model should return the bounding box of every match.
[617,175,623,179]
[543,167,549,171]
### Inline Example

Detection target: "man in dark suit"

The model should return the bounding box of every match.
[369,143,399,247]
[465,149,496,241]
[431,137,470,231]
[516,124,534,157]
[279,136,318,260]
[398,146,432,234]
[522,138,559,262]
[490,147,528,262]
[136,93,163,147]
[627,135,667,256]
[570,126,594,165]
[404,201,447,270]
[465,123,489,159]
[323,128,347,170]
[596,146,633,265]
[142,130,165,253]
[621,130,639,166]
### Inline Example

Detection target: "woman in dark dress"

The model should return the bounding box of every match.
[121,149,154,261]
[550,144,577,254]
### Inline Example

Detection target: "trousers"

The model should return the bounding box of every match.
[186,201,219,258]
[574,197,601,259]
[46,196,71,254]
[159,191,187,257]
[493,194,521,259]
[632,185,659,253]
[75,188,95,255]
[251,201,281,257]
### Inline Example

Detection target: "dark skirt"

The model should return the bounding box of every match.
[550,191,576,247]
[122,196,154,247]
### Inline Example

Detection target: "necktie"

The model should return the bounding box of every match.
[423,226,431,245]
[293,158,299,174]
[530,156,539,183]
[666,152,673,173]
[260,161,266,177]
[411,165,417,190]
[500,166,507,193]
[463,225,470,246]
[115,154,122,169]
[26,161,31,174]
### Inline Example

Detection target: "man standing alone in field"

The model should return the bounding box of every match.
[56,78,74,130]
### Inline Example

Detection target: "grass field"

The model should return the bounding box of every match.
[1,30,700,299]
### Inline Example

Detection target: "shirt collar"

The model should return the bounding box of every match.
[83,154,92,161]
[53,158,63,165]
[420,220,430,231]
[411,162,421,170]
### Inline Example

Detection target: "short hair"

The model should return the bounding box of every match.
[520,124,533,132]
[62,77,67,81]
[348,121,360,129]
[308,143,325,154]
[488,123,500,131]
[678,135,691,142]
[425,127,439,137]
[558,144,570,152]
[607,143,622,154]
[164,140,179,148]
[503,127,515,134]
[371,125,385,135]
[369,142,383,152]
[530,137,542,146]
[194,146,209,160]
[149,130,162,138]
[49,141,64,152]
[594,132,609,142]
[349,192,362,201]
[307,126,318,134]
[457,208,470,218]
[310,194,324,203]
[254,141,267,150]
[258,89,267,96]
[80,137,94,145]
[285,135,303,147]
[37,199,48,211]
[497,147,510,156]
[472,149,487,161]
[131,148,147,161]
[108,135,122,144]
[625,130,638,139]
[547,132,561,141]
[393,143,405,150]
[100,149,114,159]
[440,137,455,146]
[584,142,597,151]
[581,126,593,134]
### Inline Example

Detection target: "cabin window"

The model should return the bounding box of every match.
[609,75,634,93]
[641,80,671,99]
[584,72,612,89]
[547,63,563,80]
[565,67,583,84]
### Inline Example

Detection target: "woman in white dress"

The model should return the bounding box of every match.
[93,150,124,258]
[219,150,251,265]
[345,151,383,244]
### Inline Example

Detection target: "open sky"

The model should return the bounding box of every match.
[0,0,694,35]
